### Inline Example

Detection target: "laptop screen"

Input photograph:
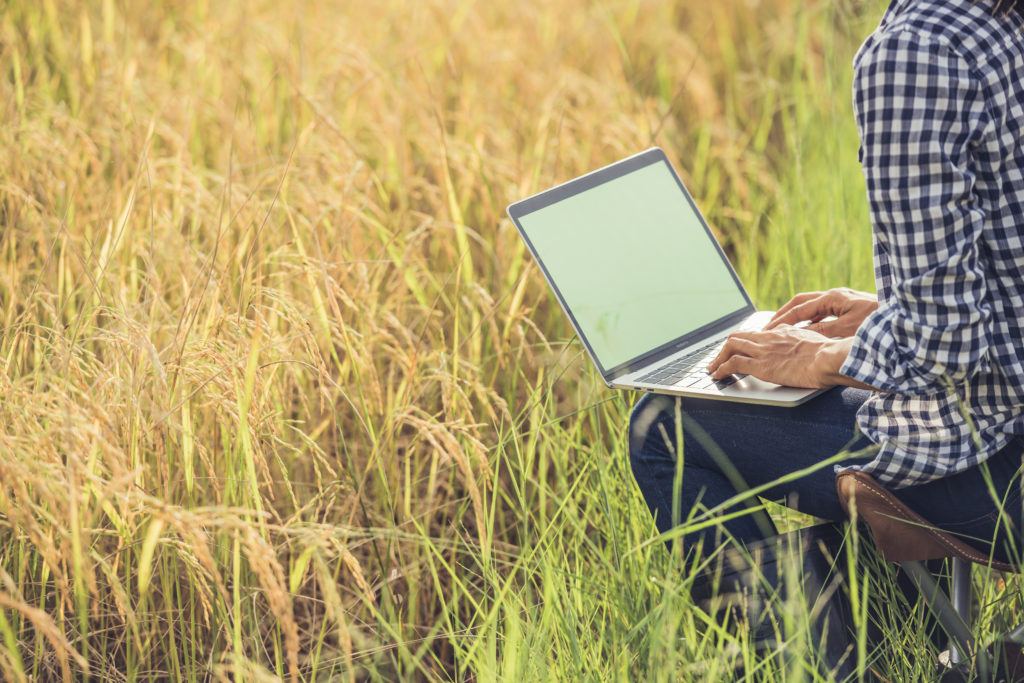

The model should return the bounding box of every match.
[512,152,750,374]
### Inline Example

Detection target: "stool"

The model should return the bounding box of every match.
[835,469,1024,681]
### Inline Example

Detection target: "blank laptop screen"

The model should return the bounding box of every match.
[516,159,749,371]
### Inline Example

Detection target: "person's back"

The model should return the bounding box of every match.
[841,0,1024,487]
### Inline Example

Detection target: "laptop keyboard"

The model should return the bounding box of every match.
[637,338,747,390]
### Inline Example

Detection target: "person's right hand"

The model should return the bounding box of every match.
[765,287,878,338]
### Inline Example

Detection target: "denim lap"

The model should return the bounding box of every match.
[628,388,1024,562]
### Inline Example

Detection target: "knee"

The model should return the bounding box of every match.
[628,394,678,469]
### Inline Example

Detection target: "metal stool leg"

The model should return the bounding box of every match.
[950,558,972,666]
[902,560,992,680]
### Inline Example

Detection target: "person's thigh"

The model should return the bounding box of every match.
[629,386,873,523]
[630,386,1024,563]
[894,436,1024,563]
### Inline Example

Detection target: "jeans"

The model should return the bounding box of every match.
[628,387,1024,563]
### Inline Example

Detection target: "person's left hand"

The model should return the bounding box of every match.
[707,326,846,389]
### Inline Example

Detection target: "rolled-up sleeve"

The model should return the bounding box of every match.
[840,29,995,395]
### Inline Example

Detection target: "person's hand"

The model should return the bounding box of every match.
[707,326,853,389]
[765,287,878,338]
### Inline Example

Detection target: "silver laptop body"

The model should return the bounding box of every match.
[506,147,823,407]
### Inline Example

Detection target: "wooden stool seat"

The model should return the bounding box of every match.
[835,469,1016,571]
[835,469,1024,680]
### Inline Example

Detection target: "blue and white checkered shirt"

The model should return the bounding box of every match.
[839,0,1024,488]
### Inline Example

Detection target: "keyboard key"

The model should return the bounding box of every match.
[639,339,728,385]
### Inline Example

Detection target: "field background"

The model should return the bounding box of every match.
[3,0,1017,681]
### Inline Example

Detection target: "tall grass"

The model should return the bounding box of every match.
[1,0,1020,680]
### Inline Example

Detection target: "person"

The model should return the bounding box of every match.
[629,0,1024,669]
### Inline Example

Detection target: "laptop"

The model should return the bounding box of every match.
[505,147,824,406]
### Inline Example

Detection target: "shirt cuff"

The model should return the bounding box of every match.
[839,308,920,393]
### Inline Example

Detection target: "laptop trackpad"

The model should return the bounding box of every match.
[723,374,821,405]
[731,374,791,392]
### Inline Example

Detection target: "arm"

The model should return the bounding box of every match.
[839,30,994,394]
[711,31,993,392]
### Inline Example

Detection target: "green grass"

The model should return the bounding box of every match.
[1,0,1022,680]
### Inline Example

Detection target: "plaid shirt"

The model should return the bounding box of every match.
[839,0,1024,488]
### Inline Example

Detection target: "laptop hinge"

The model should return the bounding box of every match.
[604,306,755,383]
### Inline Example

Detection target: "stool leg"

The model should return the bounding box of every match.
[949,558,971,666]
[1007,620,1024,644]
[901,561,991,680]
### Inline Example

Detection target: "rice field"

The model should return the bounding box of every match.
[1,0,1021,680]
